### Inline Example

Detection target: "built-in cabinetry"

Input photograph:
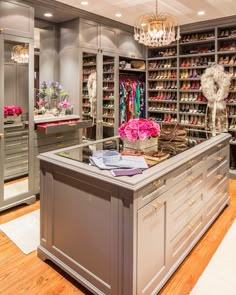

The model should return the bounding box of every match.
[38,132,230,295]
[80,49,119,140]
[79,18,145,59]
[33,116,92,193]
[0,0,34,38]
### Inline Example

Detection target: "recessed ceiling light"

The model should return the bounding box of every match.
[198,11,205,16]
[44,13,53,17]
[81,1,88,5]
[115,13,122,17]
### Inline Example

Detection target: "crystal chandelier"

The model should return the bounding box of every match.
[134,0,180,47]
[11,45,29,63]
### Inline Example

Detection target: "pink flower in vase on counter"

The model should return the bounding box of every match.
[119,118,160,142]
[58,100,70,108]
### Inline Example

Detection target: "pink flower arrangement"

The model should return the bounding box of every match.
[119,119,160,142]
[4,105,23,117]
[58,99,70,108]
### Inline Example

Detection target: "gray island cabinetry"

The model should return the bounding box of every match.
[38,133,231,295]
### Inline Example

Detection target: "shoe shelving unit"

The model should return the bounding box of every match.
[82,53,97,121]
[147,43,178,124]
[147,25,236,132]
[102,55,115,132]
[146,23,236,177]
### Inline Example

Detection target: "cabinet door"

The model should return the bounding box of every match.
[137,197,167,295]
[118,30,135,58]
[0,0,34,38]
[79,19,100,50]
[100,26,117,53]
[133,38,146,59]
[118,29,146,59]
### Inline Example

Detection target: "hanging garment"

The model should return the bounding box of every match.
[119,80,146,124]
[87,72,97,123]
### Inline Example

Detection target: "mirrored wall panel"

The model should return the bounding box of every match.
[3,40,29,200]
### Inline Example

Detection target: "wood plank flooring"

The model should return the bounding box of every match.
[0,180,236,295]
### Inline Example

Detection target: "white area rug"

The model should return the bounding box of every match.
[0,209,40,254]
[190,220,236,295]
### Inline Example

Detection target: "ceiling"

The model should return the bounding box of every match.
[53,0,236,26]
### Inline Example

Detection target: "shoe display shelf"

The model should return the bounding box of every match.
[82,53,97,121]
[217,26,236,144]
[102,56,115,129]
[147,43,178,124]
[178,29,216,129]
[147,24,236,133]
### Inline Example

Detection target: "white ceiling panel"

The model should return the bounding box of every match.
[55,0,236,26]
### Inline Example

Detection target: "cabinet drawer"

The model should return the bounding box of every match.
[5,133,28,141]
[4,158,28,169]
[169,165,205,212]
[206,145,229,177]
[5,140,28,151]
[206,163,229,197]
[35,139,79,155]
[4,164,28,177]
[5,152,28,164]
[169,153,205,185]
[36,120,92,135]
[169,188,204,241]
[34,131,79,147]
[137,175,169,209]
[168,210,204,264]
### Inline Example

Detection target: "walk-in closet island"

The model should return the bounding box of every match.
[37,132,230,295]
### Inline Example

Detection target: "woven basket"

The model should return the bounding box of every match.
[131,60,146,69]
[123,137,158,152]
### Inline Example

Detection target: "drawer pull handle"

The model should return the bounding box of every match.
[153,180,161,188]
[217,144,223,148]
[188,223,195,230]
[188,199,197,207]
[56,135,64,139]
[69,123,77,126]
[216,174,223,180]
[188,160,195,166]
[216,156,224,161]
[152,202,162,210]
[187,176,194,183]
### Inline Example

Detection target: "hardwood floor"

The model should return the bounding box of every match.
[0,180,236,295]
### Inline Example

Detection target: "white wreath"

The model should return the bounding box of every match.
[201,64,231,134]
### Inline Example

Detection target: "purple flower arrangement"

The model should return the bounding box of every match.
[37,81,68,108]
[4,105,23,117]
[119,119,160,142]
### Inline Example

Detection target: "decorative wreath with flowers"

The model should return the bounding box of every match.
[118,118,160,142]
[201,64,231,133]
[201,64,231,110]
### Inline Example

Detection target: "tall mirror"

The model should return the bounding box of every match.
[2,37,30,204]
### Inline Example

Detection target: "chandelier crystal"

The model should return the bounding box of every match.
[11,45,29,63]
[134,0,180,47]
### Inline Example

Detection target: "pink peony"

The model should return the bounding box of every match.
[118,118,160,142]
